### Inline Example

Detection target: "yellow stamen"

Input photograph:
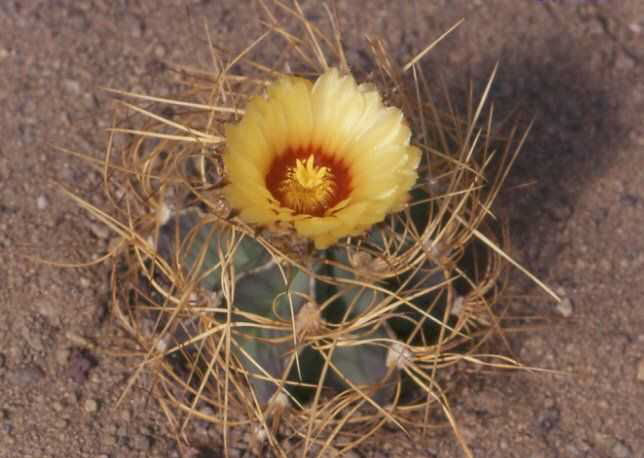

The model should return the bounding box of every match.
[280,155,335,213]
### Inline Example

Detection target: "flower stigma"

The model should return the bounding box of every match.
[279,154,335,214]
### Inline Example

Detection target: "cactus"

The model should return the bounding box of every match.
[157,206,443,404]
[64,4,557,458]
[97,113,514,456]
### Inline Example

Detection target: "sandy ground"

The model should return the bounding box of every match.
[1,1,643,457]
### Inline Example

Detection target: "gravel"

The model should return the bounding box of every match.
[554,287,574,318]
[1,1,644,457]
[131,434,152,451]
[555,296,574,318]
[36,195,48,210]
[612,440,633,458]
[83,399,98,414]
[11,364,46,385]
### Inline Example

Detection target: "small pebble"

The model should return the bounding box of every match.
[636,358,644,382]
[615,53,635,71]
[55,418,68,428]
[343,451,360,458]
[63,79,81,94]
[56,347,70,365]
[84,399,98,413]
[0,352,5,369]
[520,335,546,361]
[102,434,117,447]
[120,409,131,422]
[556,297,574,318]
[82,92,97,109]
[36,195,48,210]
[612,440,632,458]
[8,345,24,362]
[154,44,166,59]
[538,406,561,432]
[128,16,144,39]
[543,199,572,221]
[554,288,573,317]
[87,221,110,240]
[12,364,45,385]
[131,434,152,451]
[39,300,61,320]
[599,259,611,272]
[89,372,101,384]
[65,331,95,348]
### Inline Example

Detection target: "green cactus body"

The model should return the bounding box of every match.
[157,206,447,410]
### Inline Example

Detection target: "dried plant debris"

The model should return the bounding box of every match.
[62,1,556,457]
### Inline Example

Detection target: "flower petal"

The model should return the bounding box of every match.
[223,68,421,248]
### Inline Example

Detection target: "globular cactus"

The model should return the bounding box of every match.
[157,210,398,404]
[68,5,553,458]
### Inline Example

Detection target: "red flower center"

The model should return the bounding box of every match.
[265,146,352,216]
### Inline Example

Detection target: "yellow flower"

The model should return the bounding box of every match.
[223,68,421,249]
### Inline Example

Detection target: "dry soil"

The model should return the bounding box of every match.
[1,1,643,457]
